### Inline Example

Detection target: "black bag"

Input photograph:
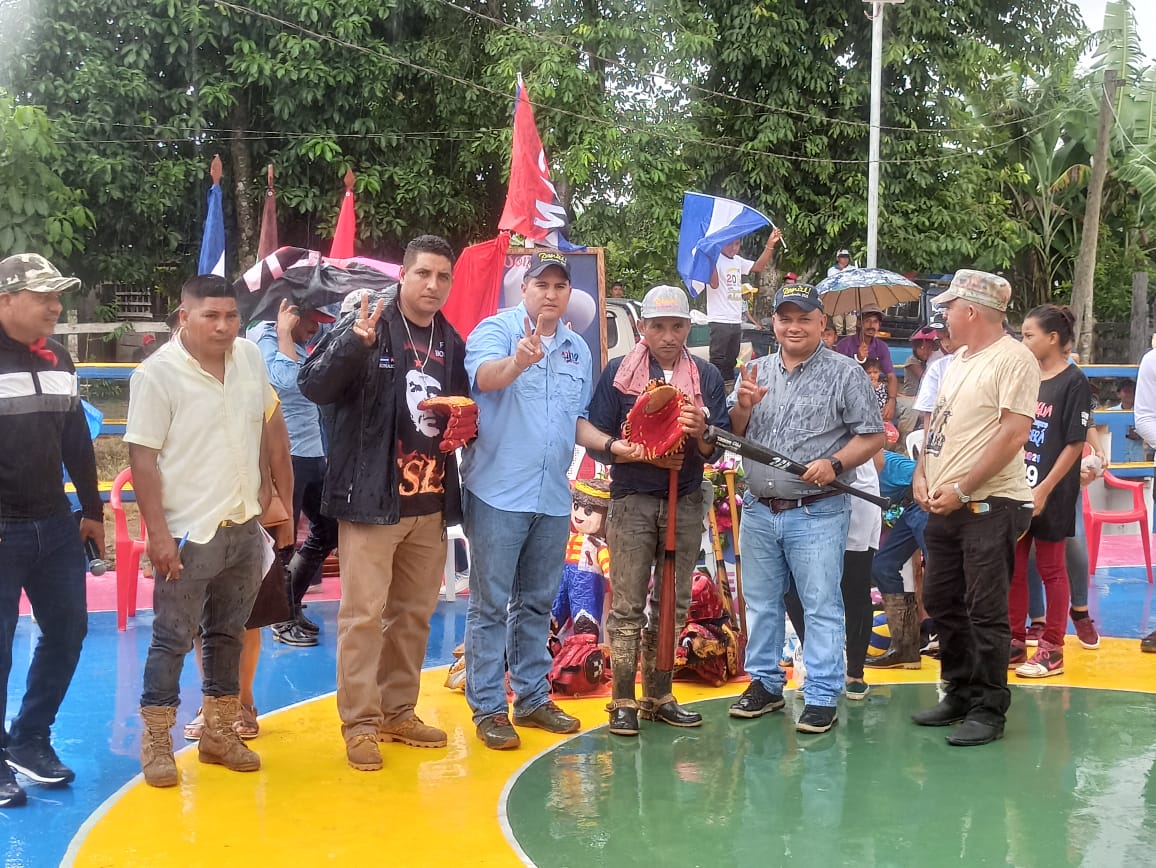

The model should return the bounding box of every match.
[245,546,292,629]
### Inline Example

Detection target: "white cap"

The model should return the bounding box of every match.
[640,285,691,320]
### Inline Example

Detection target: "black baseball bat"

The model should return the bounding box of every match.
[703,426,891,509]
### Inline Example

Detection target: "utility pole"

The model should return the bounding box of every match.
[865,0,903,269]
[1071,68,1120,362]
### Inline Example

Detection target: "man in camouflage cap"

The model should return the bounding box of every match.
[0,254,103,807]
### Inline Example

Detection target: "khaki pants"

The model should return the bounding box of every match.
[336,515,445,741]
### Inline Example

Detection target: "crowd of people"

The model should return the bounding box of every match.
[1,241,1154,809]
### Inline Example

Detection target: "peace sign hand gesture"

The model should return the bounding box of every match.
[735,363,769,411]
[352,293,385,347]
[514,315,546,371]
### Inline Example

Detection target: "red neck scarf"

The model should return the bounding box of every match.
[29,337,58,365]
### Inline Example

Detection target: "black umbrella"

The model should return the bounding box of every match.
[233,248,398,324]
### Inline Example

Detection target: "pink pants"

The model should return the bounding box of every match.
[1010,534,1069,646]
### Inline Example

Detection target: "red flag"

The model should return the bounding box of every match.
[498,80,569,243]
[330,169,356,258]
[443,233,511,337]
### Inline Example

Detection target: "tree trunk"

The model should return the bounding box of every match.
[1133,271,1151,363]
[229,99,257,269]
[1070,70,1119,362]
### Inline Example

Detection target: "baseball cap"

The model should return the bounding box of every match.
[524,251,571,280]
[773,283,823,314]
[0,254,81,294]
[640,284,691,320]
[910,326,937,341]
[925,306,947,330]
[303,307,336,324]
[931,269,1012,313]
[836,249,851,258]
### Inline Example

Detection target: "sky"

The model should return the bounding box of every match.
[1077,0,1156,60]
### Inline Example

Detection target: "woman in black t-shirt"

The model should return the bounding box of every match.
[1009,305,1091,679]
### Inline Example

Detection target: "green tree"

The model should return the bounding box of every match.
[0,89,93,259]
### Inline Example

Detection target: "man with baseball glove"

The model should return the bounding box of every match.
[578,285,729,736]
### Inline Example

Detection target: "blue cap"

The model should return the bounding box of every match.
[773,283,823,314]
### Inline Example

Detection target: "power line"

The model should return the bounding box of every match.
[210,0,1067,167]
[426,0,1058,136]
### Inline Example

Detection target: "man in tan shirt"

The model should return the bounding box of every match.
[912,270,1039,747]
[126,275,275,787]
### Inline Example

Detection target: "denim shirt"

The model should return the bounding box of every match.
[256,323,325,458]
[729,344,883,498]
[461,304,593,517]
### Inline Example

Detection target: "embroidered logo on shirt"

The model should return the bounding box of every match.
[379,355,395,369]
[561,350,581,364]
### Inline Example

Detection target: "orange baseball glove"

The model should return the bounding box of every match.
[622,381,688,459]
[418,396,479,452]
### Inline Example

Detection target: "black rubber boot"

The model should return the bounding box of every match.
[864,592,921,669]
[607,631,640,737]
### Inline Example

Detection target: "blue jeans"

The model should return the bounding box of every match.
[462,490,570,723]
[0,513,87,747]
[871,503,928,595]
[740,493,850,707]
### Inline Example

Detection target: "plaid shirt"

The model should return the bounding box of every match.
[729,344,883,499]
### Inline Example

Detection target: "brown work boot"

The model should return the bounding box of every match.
[198,696,260,772]
[346,733,383,771]
[379,716,447,748]
[140,706,179,788]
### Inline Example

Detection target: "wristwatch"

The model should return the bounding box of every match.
[825,456,844,476]
[953,483,972,504]
[604,436,618,463]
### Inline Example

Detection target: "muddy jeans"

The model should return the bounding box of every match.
[140,520,264,707]
[335,514,446,741]
[605,490,704,657]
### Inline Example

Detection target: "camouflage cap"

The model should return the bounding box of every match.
[0,254,81,294]
[931,269,1012,313]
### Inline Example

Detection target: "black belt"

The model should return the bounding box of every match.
[758,490,842,514]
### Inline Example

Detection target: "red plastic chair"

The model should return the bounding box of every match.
[1082,471,1153,584]
[110,468,148,630]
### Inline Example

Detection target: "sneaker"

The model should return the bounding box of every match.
[379,716,447,748]
[1008,639,1027,669]
[1025,622,1045,647]
[728,681,786,719]
[845,680,870,702]
[920,633,940,657]
[0,757,27,807]
[272,621,318,647]
[1072,614,1100,650]
[795,704,838,733]
[513,701,580,734]
[1016,642,1064,679]
[346,733,382,771]
[183,708,205,741]
[4,737,75,785]
[476,713,520,750]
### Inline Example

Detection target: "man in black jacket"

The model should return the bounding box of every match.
[299,235,472,772]
[0,254,103,808]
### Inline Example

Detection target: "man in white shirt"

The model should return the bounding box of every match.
[706,227,781,389]
[1130,352,1156,652]
[126,275,275,788]
[827,248,856,335]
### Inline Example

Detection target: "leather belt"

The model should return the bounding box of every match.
[758,489,842,514]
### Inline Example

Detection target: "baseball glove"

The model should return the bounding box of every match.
[418,395,479,452]
[622,380,688,459]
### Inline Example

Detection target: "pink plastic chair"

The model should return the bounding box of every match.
[1082,471,1153,584]
[110,468,148,630]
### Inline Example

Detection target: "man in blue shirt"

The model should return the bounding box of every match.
[256,300,338,648]
[577,284,729,737]
[461,251,593,750]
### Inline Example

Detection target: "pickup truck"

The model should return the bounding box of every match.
[605,298,767,364]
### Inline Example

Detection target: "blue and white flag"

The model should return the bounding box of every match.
[677,192,771,296]
[198,182,226,277]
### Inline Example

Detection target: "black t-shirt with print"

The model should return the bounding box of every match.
[396,318,447,517]
[1023,363,1092,541]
